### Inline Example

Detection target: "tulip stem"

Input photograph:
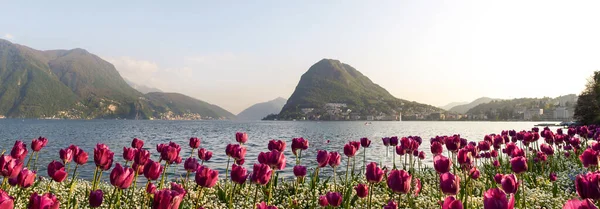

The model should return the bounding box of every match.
[229,183,237,208]
[352,156,356,177]
[225,156,231,182]
[333,167,337,192]
[33,152,40,171]
[268,171,275,205]
[196,186,204,208]
[26,151,35,169]
[345,157,351,189]
[92,166,99,190]
[252,184,259,209]
[159,162,169,189]
[311,167,321,207]
[368,182,373,209]
[362,148,367,175]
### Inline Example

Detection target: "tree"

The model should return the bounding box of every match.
[574,71,600,124]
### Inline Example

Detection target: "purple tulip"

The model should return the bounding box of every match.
[469,167,480,180]
[159,142,182,164]
[291,137,309,156]
[231,164,248,184]
[434,155,451,173]
[483,188,514,209]
[195,166,219,188]
[365,162,384,183]
[189,137,201,149]
[360,137,371,148]
[387,169,412,194]
[442,196,464,209]
[256,202,278,209]
[580,148,599,168]
[440,172,460,195]
[501,174,519,194]
[89,190,103,208]
[325,192,342,207]
[510,156,528,174]
[576,172,600,200]
[354,184,368,198]
[343,143,357,157]
[383,200,398,209]
[293,165,307,178]
[143,159,163,181]
[431,142,443,155]
[184,157,199,172]
[198,148,213,162]
[382,137,391,147]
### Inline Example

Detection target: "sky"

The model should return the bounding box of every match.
[2,1,600,114]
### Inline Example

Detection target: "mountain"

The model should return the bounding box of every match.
[449,97,496,114]
[0,39,232,119]
[145,92,235,119]
[237,97,287,120]
[440,102,468,110]
[278,59,442,119]
[125,79,162,94]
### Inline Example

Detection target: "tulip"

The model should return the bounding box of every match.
[580,148,598,168]
[47,160,67,182]
[510,156,528,174]
[442,196,464,209]
[431,141,443,155]
[382,137,391,146]
[390,136,399,146]
[110,163,134,189]
[28,193,59,209]
[256,202,278,209]
[354,183,368,198]
[74,149,89,165]
[550,172,557,182]
[366,162,384,183]
[0,155,23,178]
[0,189,13,209]
[17,168,35,188]
[478,141,491,151]
[250,163,272,185]
[146,182,157,194]
[131,138,144,149]
[469,167,480,180]
[494,173,504,184]
[58,148,73,165]
[383,200,398,209]
[258,150,286,170]
[326,192,342,207]
[10,141,28,162]
[31,137,48,152]
[501,174,519,194]
[387,169,411,194]
[440,172,460,195]
[189,137,201,149]
[152,185,186,209]
[184,157,199,172]
[360,137,371,148]
[576,172,600,200]
[197,148,212,163]
[159,142,181,164]
[562,199,598,209]
[457,148,472,167]
[195,166,219,188]
[268,140,286,152]
[89,189,103,208]
[291,137,309,156]
[318,195,329,207]
[231,164,248,184]
[316,150,330,168]
[434,155,451,173]
[483,188,515,209]
[350,141,361,150]
[122,147,136,162]
[235,132,248,144]
[343,143,357,157]
[293,165,307,178]
[134,149,150,166]
[328,152,341,168]
[94,144,114,171]
[144,160,163,181]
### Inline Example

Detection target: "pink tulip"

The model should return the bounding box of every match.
[152,183,186,209]
[236,132,248,144]
[73,147,88,165]
[326,192,342,207]
[47,161,67,182]
[17,168,35,188]
[256,201,278,209]
[159,142,181,164]
[268,140,286,152]
[0,155,23,178]
[343,143,357,157]
[183,157,198,172]
[10,141,28,162]
[414,178,422,196]
[146,182,157,194]
[258,150,286,170]
[550,172,557,182]
[562,199,597,209]
[189,137,201,149]
[483,188,514,209]
[0,189,14,209]
[293,165,307,178]
[28,193,59,209]
[230,164,248,184]
[198,148,212,162]
[94,144,114,171]
[59,148,74,164]
[109,163,135,189]
[442,196,463,209]
[319,195,329,207]
[576,172,600,200]
[510,156,528,174]
[350,141,361,150]
[144,159,163,181]
[291,137,309,156]
[431,141,443,155]
[31,137,48,152]
[122,147,137,162]
[469,167,480,180]
[580,148,598,168]
[250,163,272,185]
[383,200,398,209]
[365,162,384,183]
[134,149,150,166]
[440,172,460,195]
[131,138,144,149]
[434,155,451,173]
[195,166,219,188]
[501,174,519,194]
[387,169,411,194]
[328,152,341,168]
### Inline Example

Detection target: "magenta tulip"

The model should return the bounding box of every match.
[343,143,357,157]
[576,172,600,200]
[131,138,144,149]
[469,167,480,180]
[189,137,201,149]
[434,155,451,173]
[0,155,23,178]
[17,168,35,188]
[510,156,528,174]
[457,148,472,166]
[10,141,28,162]
[258,150,286,170]
[256,202,278,209]
[440,172,460,195]
[328,152,341,168]
[159,142,181,164]
[94,144,114,171]
[250,163,272,185]
[152,184,186,209]
[268,140,286,152]
[28,193,59,209]
[143,159,163,181]
[350,141,361,150]
[383,200,398,209]
[184,157,199,172]
[291,137,309,156]
[146,182,157,194]
[366,162,384,183]
[195,166,219,188]
[110,163,134,189]
[360,137,371,148]
[293,165,307,178]
[431,141,443,155]
[550,172,557,182]
[326,192,342,207]
[387,169,411,194]
[316,150,330,168]
[73,148,88,165]
[198,148,213,162]
[231,164,248,184]
[122,147,136,162]
[31,137,48,152]
[442,196,464,209]
[134,149,150,166]
[562,199,597,209]
[89,190,103,208]
[319,195,329,207]
[236,132,248,144]
[501,174,519,194]
[354,183,368,198]
[0,189,13,209]
[483,188,515,209]
[580,148,598,168]
[494,173,504,184]
[47,161,67,182]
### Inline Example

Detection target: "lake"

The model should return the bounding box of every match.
[0,119,553,181]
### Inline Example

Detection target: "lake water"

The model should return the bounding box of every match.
[0,119,551,181]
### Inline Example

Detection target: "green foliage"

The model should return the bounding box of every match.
[575,71,600,124]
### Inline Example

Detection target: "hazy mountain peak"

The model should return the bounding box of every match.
[237,97,287,120]
[448,97,497,114]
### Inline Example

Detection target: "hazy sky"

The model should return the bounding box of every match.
[2,1,600,114]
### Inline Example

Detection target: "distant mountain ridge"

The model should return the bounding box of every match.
[237,97,287,120]
[440,102,468,110]
[0,39,233,119]
[449,97,496,114]
[278,59,441,120]
[125,79,162,94]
